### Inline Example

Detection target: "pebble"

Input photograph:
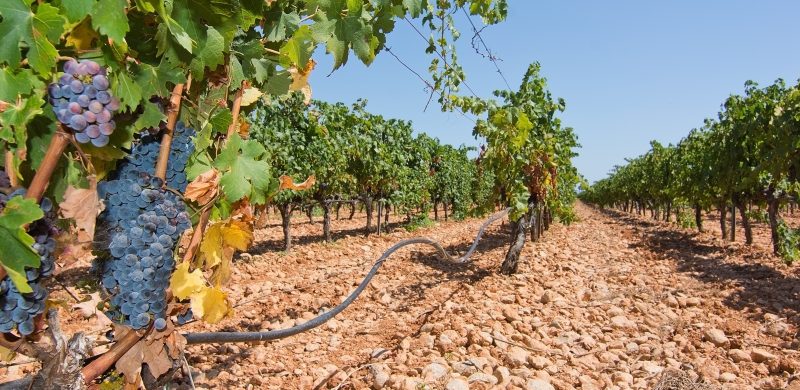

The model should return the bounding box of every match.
[751,348,777,363]
[703,328,729,347]
[445,377,469,390]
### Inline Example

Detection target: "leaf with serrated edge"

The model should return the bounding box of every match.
[0,197,43,293]
[169,262,205,300]
[190,286,230,324]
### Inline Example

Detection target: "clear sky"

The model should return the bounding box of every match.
[309,0,800,183]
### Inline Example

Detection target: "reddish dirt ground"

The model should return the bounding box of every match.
[3,203,800,389]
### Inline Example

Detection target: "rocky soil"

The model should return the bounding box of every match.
[174,203,800,389]
[3,203,799,389]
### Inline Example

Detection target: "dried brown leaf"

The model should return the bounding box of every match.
[141,338,172,380]
[73,292,113,329]
[279,174,316,191]
[116,338,144,384]
[59,176,104,243]
[289,59,316,105]
[184,169,220,205]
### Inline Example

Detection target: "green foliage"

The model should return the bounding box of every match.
[454,62,580,222]
[404,214,435,232]
[0,196,44,293]
[777,220,800,264]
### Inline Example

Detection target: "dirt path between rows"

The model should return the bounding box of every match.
[21,202,798,389]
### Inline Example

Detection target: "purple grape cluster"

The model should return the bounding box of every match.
[48,59,120,147]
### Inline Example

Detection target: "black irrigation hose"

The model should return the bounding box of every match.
[183,208,510,345]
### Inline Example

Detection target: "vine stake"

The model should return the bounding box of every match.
[155,83,186,181]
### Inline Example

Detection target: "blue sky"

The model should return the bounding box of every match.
[309,1,800,183]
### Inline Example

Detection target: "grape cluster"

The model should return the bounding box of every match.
[96,124,195,330]
[48,59,120,147]
[0,189,57,336]
[113,122,195,192]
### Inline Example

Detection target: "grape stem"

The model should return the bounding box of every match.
[26,127,71,203]
[154,83,186,181]
[80,325,153,385]
[226,82,246,139]
[4,150,18,187]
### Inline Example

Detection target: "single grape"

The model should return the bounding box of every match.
[85,125,101,138]
[69,115,87,131]
[85,61,101,75]
[77,94,91,108]
[96,91,111,105]
[83,110,97,123]
[92,75,109,90]
[106,98,120,111]
[68,102,82,114]
[48,84,62,99]
[96,109,111,124]
[99,121,115,135]
[75,132,90,143]
[153,317,167,330]
[69,79,84,94]
[88,101,104,114]
[91,134,109,147]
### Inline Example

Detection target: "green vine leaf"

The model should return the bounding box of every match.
[213,134,273,205]
[0,0,65,75]
[91,0,129,45]
[0,196,44,293]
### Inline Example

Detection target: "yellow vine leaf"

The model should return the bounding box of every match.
[278,174,315,191]
[184,168,220,205]
[289,59,316,104]
[198,219,253,271]
[190,286,231,324]
[169,262,205,300]
[239,87,263,107]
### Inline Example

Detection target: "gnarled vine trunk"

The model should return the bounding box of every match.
[735,198,752,245]
[322,201,332,242]
[501,202,533,275]
[767,197,780,255]
[348,200,356,220]
[694,204,703,232]
[279,203,292,252]
[364,195,373,236]
[730,204,736,242]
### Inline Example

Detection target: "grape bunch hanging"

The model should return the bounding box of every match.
[47,59,120,147]
[95,123,195,330]
[0,173,58,336]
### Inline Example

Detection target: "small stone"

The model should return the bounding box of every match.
[719,372,736,382]
[703,328,729,347]
[445,377,470,390]
[494,366,512,384]
[422,363,448,382]
[305,342,320,352]
[369,364,390,389]
[751,348,777,363]
[612,371,633,385]
[451,361,478,376]
[728,349,751,363]
[610,315,637,329]
[505,346,530,368]
[467,372,498,386]
[540,291,555,304]
[526,378,555,390]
